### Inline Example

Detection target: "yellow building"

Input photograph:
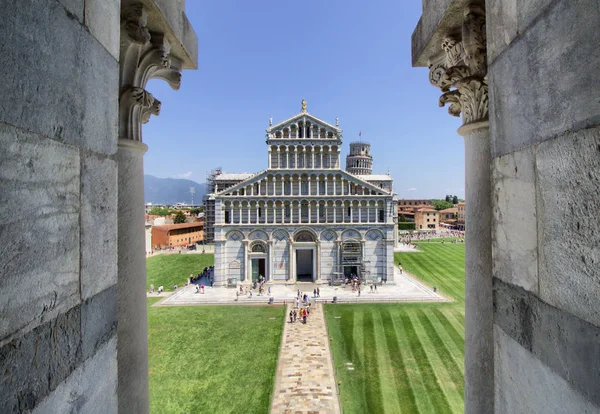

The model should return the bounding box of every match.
[439,207,458,222]
[414,208,439,231]
[456,202,465,230]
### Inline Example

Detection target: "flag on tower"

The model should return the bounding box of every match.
[359,131,362,137]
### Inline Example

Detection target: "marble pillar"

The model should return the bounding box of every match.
[116,138,149,414]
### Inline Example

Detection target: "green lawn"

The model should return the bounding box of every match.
[148,299,285,414]
[325,243,465,413]
[396,244,466,303]
[146,254,214,291]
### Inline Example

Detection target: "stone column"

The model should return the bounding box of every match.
[116,138,149,414]
[116,4,195,411]
[426,5,492,412]
[268,147,272,168]
[288,242,294,282]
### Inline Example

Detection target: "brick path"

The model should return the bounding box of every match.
[271,303,341,414]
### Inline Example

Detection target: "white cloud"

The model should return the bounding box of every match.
[174,171,193,179]
[406,187,417,191]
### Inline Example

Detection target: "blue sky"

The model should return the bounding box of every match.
[144,0,465,199]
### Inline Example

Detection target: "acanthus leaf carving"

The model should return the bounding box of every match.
[428,2,488,126]
[119,3,184,141]
[439,90,462,118]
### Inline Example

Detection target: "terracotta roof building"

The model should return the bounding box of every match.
[151,222,204,249]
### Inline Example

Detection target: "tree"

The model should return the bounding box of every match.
[452,195,459,204]
[431,199,454,210]
[445,195,451,203]
[148,206,170,216]
[173,210,187,224]
[190,207,204,215]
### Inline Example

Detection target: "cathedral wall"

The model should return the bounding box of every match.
[271,236,289,281]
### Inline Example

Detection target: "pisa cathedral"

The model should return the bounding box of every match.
[212,101,398,285]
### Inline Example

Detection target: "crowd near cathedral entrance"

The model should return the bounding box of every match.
[210,101,398,286]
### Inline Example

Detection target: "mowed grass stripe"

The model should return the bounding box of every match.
[372,311,403,414]
[381,310,419,413]
[432,308,465,353]
[394,310,433,414]
[408,311,463,412]
[363,311,384,413]
[416,310,464,394]
[401,313,452,413]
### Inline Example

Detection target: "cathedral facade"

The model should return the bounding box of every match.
[212,102,397,285]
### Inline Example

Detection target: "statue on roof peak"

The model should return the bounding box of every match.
[301,99,307,112]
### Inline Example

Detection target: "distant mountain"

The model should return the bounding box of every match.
[144,175,206,205]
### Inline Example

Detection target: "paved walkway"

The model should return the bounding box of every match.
[271,303,340,414]
[157,268,447,307]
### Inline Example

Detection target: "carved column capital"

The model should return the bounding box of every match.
[118,3,184,142]
[428,3,488,127]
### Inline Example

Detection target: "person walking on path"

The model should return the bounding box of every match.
[313,288,317,298]
[358,286,361,297]
[289,310,293,323]
[295,298,299,309]
[293,310,297,322]
[317,287,320,298]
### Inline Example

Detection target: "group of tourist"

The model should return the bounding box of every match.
[289,307,310,324]
[148,284,164,294]
[234,278,271,300]
[189,266,214,286]
[291,290,312,324]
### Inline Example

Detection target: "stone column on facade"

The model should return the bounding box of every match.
[117,4,191,412]
[268,147,272,168]
[358,202,362,223]
[267,240,273,281]
[316,241,321,281]
[116,138,149,414]
[288,241,294,282]
[243,239,249,282]
[427,4,492,412]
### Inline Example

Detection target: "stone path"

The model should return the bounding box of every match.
[271,303,340,414]
[157,268,447,307]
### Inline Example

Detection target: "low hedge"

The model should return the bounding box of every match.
[398,222,416,230]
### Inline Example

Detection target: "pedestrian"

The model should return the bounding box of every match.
[200,284,204,294]
[317,287,320,298]
[303,309,307,324]
[268,286,271,296]
[289,310,293,323]
[295,298,299,308]
[313,288,317,298]
[149,284,154,294]
[293,310,297,322]
[235,290,239,300]
[374,284,377,292]
[249,290,253,298]
[358,286,361,297]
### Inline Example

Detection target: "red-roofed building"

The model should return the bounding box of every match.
[151,222,204,249]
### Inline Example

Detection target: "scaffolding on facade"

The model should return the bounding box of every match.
[203,167,222,244]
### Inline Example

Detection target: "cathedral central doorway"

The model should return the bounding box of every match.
[344,265,358,278]
[251,258,266,282]
[296,249,313,282]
